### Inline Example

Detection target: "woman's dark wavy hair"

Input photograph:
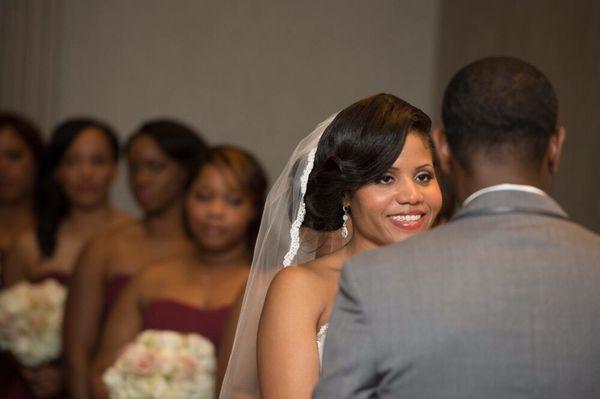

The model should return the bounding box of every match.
[37,118,119,258]
[0,112,45,204]
[125,119,208,188]
[303,93,432,231]
[186,145,268,254]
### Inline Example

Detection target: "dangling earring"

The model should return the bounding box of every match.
[341,205,350,238]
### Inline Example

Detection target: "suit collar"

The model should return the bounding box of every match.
[463,184,547,206]
[453,189,568,220]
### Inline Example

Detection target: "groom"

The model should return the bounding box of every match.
[313,57,600,398]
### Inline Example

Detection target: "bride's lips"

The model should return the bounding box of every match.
[387,211,427,230]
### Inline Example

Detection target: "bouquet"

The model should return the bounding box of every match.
[0,279,66,367]
[103,330,216,399]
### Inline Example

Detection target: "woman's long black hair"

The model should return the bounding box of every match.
[36,118,119,258]
[0,112,45,208]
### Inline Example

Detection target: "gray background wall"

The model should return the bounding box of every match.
[1,0,598,232]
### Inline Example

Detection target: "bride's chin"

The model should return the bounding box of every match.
[388,228,424,243]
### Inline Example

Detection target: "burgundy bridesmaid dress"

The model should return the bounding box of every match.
[102,274,132,321]
[141,299,231,350]
[5,272,70,399]
[0,249,17,397]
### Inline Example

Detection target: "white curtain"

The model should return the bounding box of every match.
[0,0,63,132]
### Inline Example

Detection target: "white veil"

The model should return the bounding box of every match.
[219,113,342,399]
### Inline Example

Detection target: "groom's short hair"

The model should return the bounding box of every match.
[442,56,558,171]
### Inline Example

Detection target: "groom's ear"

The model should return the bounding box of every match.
[432,128,452,175]
[547,126,566,175]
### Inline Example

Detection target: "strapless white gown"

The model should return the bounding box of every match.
[317,323,328,370]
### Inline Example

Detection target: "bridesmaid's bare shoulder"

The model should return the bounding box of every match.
[11,227,40,265]
[3,228,40,284]
[128,256,186,300]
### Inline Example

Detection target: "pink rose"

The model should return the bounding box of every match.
[175,354,199,380]
[28,314,46,331]
[124,348,159,376]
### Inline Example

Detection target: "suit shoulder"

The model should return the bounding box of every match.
[340,224,467,300]
[349,224,452,270]
[561,221,600,246]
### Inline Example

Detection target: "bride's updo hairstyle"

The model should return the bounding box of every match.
[303,93,432,232]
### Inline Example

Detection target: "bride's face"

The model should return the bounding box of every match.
[347,132,442,251]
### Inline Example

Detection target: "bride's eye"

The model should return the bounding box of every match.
[415,171,433,184]
[375,174,394,185]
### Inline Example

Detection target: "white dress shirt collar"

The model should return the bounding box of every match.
[463,183,547,206]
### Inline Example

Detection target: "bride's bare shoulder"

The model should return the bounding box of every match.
[261,266,325,326]
[266,253,343,305]
[269,264,321,294]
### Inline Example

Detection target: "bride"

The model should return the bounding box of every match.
[220,93,443,399]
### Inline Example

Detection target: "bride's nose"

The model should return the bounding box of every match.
[395,179,423,205]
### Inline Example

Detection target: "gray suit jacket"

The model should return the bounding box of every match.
[314,190,600,399]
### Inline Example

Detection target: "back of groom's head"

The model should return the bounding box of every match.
[441,56,558,172]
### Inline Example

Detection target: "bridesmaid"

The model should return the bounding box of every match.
[90,146,268,399]
[0,113,44,397]
[63,119,207,399]
[0,113,44,274]
[3,118,132,399]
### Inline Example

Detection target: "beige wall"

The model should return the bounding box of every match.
[434,0,600,232]
[2,0,598,232]
[51,0,440,214]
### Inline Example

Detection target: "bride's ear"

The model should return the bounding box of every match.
[432,128,452,175]
[342,192,351,209]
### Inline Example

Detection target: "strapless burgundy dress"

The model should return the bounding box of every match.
[102,274,132,321]
[0,249,15,397]
[5,272,69,399]
[141,299,231,350]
